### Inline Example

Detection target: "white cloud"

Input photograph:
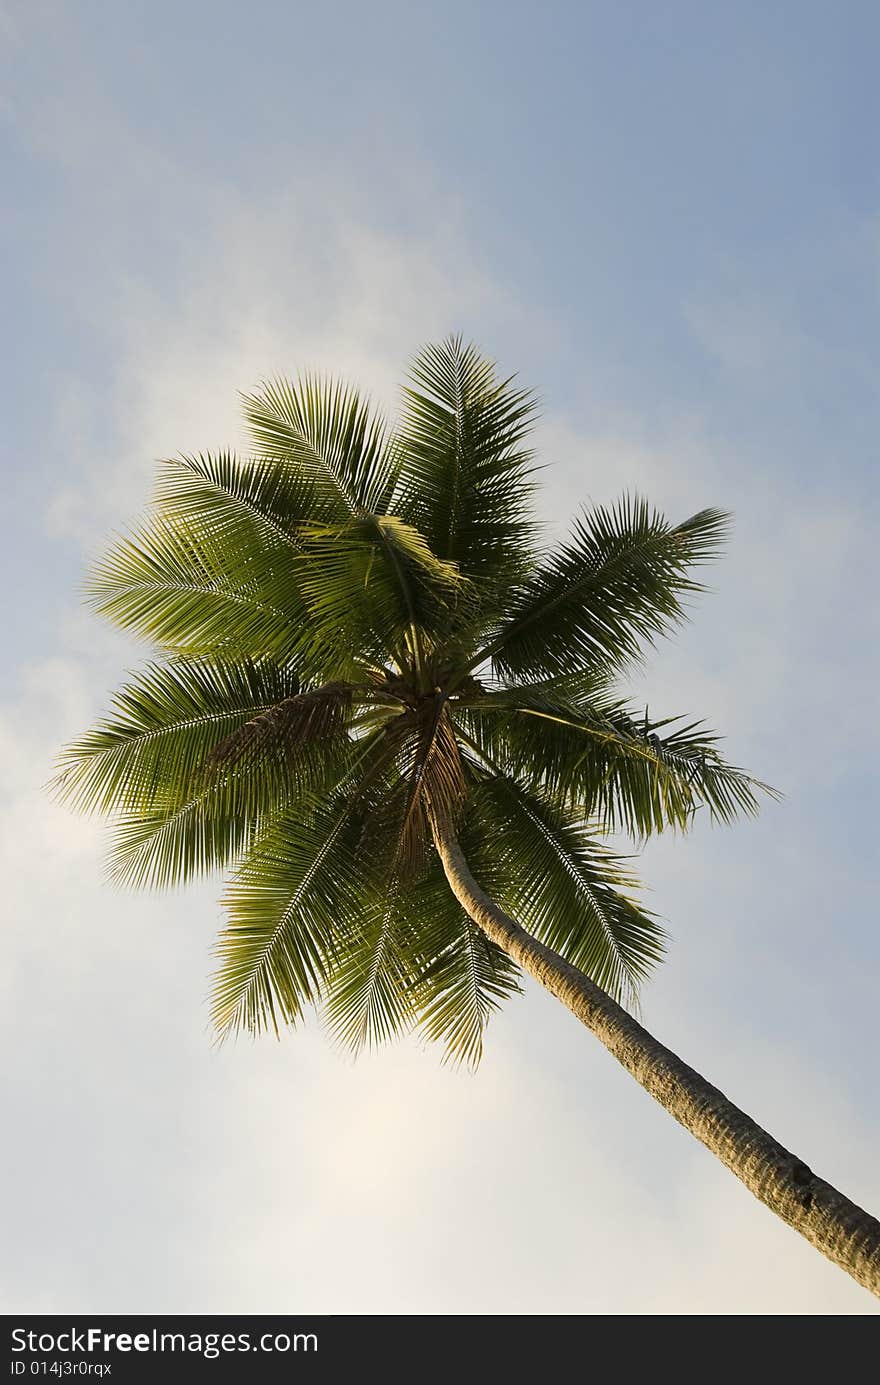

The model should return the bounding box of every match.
[40,198,523,547]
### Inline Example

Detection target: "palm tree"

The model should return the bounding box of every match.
[55,337,880,1299]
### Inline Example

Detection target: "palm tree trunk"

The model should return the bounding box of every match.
[432,818,880,1299]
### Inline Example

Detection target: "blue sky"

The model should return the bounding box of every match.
[2,1,879,1313]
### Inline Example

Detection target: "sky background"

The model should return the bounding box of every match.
[2,0,879,1314]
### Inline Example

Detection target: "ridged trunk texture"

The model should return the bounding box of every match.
[432,820,880,1300]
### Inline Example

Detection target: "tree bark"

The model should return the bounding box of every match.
[432,818,880,1300]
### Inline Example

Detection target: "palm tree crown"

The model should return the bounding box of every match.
[55,337,771,1065]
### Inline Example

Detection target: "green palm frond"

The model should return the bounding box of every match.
[322,879,419,1054]
[412,858,522,1068]
[210,728,403,1036]
[322,723,494,1060]
[86,512,306,662]
[242,375,400,516]
[396,335,540,588]
[53,658,353,888]
[155,449,328,548]
[295,513,471,674]
[453,679,773,836]
[105,782,252,890]
[212,793,366,1037]
[466,774,665,1006]
[475,498,730,682]
[53,658,302,816]
[324,846,521,1065]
